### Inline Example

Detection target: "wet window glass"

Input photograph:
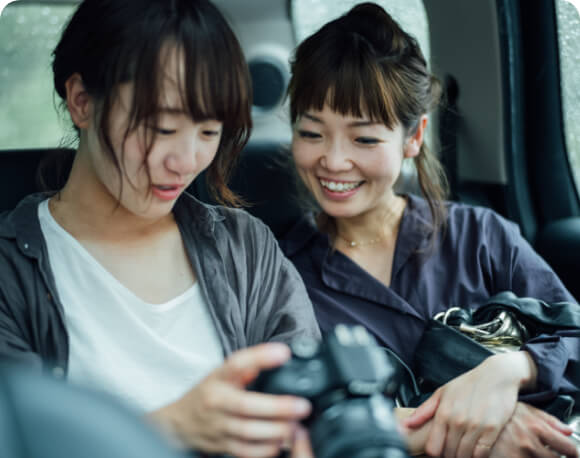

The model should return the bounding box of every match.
[556,0,580,195]
[0,3,75,149]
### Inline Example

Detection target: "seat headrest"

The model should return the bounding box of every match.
[190,142,304,238]
[0,148,74,212]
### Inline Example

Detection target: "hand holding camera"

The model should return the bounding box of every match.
[250,325,409,458]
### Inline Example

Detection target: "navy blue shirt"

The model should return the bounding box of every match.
[280,194,579,400]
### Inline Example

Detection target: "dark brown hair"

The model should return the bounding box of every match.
[52,0,252,205]
[288,2,448,235]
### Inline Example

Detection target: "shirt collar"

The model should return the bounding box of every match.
[280,195,434,320]
[173,192,225,237]
[391,193,434,280]
[0,192,53,258]
[315,227,424,320]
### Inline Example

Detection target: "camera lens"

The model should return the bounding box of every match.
[249,327,409,458]
[309,395,408,458]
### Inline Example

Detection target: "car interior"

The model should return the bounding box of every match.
[2,0,579,297]
[1,0,580,453]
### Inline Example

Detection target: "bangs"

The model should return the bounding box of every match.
[118,1,251,205]
[126,9,250,130]
[53,0,251,206]
[179,15,250,126]
[289,29,399,128]
[60,0,251,137]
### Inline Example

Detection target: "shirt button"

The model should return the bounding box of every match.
[52,367,65,379]
[23,243,29,250]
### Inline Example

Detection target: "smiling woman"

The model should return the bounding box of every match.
[0,1,320,457]
[280,3,579,457]
[293,109,421,224]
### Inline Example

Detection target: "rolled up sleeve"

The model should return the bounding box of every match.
[520,331,580,403]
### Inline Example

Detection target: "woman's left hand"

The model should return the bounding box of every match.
[402,351,537,458]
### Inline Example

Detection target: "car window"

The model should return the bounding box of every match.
[291,0,430,63]
[0,3,75,149]
[556,0,580,197]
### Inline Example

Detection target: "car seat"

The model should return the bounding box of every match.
[188,142,304,238]
[0,148,73,213]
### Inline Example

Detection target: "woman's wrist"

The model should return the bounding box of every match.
[146,401,189,450]
[517,350,538,391]
[488,351,538,392]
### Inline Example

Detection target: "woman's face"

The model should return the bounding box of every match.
[84,46,222,220]
[292,104,413,220]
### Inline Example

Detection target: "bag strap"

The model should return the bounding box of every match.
[380,347,423,408]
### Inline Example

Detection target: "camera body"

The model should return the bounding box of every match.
[250,325,409,458]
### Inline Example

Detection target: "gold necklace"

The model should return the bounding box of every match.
[336,233,385,248]
[334,197,405,248]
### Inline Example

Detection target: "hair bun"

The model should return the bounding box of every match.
[342,2,409,59]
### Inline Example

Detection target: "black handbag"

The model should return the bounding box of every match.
[390,292,580,448]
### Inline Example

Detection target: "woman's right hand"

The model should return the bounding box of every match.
[402,352,530,457]
[149,342,312,458]
[489,402,577,458]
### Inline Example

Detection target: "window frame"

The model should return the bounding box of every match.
[517,0,580,226]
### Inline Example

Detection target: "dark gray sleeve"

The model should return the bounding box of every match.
[482,212,574,302]
[244,219,321,346]
[520,331,579,402]
[0,282,44,372]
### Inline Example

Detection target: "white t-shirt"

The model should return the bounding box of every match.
[38,199,224,412]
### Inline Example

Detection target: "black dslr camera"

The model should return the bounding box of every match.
[250,325,409,458]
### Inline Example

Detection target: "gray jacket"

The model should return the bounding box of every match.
[0,192,320,378]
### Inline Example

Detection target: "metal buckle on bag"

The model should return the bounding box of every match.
[434,307,529,353]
